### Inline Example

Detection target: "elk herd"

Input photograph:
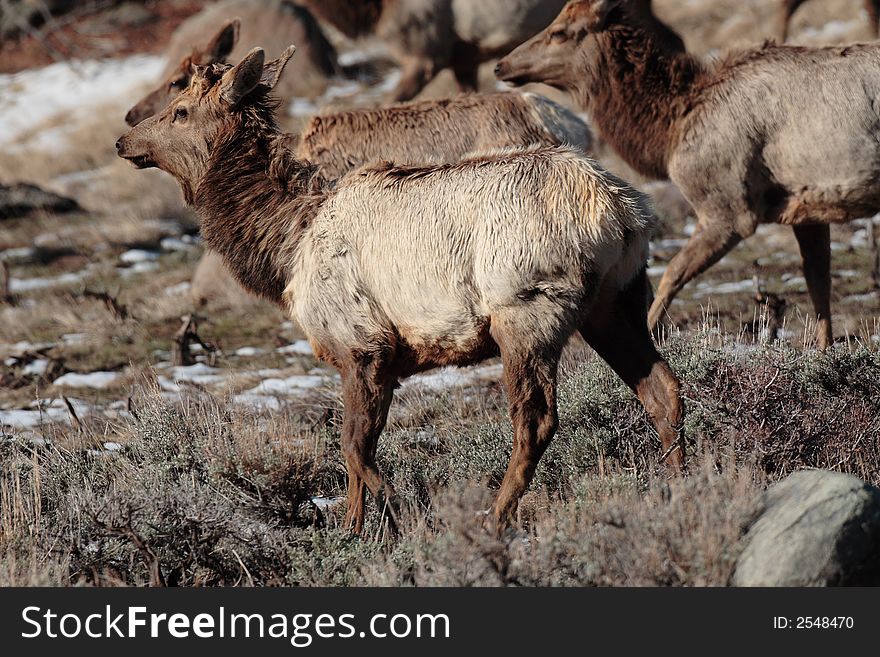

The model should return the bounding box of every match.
[117,0,880,533]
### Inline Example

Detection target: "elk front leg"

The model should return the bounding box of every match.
[868,0,880,38]
[491,322,562,527]
[450,41,480,93]
[649,218,743,333]
[583,275,685,470]
[793,223,833,349]
[389,56,436,102]
[340,363,397,534]
[779,0,808,41]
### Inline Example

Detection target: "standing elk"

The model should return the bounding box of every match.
[125,0,338,126]
[117,46,683,532]
[779,0,880,43]
[497,0,880,349]
[297,0,569,101]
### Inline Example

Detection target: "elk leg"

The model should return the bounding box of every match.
[340,363,397,534]
[779,0,808,41]
[793,223,833,349]
[450,41,480,92]
[869,0,880,38]
[648,220,743,332]
[389,56,436,102]
[491,318,563,527]
[582,275,685,470]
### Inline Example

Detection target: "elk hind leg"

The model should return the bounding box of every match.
[583,274,685,470]
[793,223,833,349]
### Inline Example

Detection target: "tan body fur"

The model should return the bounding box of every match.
[117,48,683,532]
[497,0,880,349]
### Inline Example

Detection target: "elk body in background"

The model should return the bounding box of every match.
[126,0,338,126]
[497,0,880,349]
[779,0,880,42]
[117,47,683,532]
[297,0,569,101]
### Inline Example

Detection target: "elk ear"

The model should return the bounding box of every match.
[261,45,297,90]
[204,18,240,63]
[588,0,622,30]
[220,47,265,106]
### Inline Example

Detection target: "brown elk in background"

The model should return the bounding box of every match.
[779,0,880,42]
[497,0,880,349]
[125,0,338,126]
[297,0,569,101]
[117,46,683,532]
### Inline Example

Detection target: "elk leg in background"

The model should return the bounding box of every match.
[793,223,833,349]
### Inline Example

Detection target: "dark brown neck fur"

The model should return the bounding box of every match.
[194,98,327,304]
[581,12,705,179]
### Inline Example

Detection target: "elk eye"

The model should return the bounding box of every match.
[173,106,189,121]
[169,78,186,90]
[550,30,568,43]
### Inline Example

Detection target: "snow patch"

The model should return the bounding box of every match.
[0,55,164,149]
[120,249,160,264]
[276,340,313,356]
[53,371,121,389]
[692,279,754,299]
[9,270,88,293]
[246,375,327,396]
[23,359,49,376]
[403,363,504,392]
[235,346,266,357]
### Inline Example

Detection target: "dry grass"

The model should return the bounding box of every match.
[2,330,879,586]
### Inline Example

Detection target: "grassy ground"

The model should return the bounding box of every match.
[2,0,880,586]
[3,329,880,586]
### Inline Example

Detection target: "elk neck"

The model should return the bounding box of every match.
[193,106,328,305]
[579,22,707,180]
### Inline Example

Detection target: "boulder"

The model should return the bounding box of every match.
[0,182,80,220]
[733,469,880,586]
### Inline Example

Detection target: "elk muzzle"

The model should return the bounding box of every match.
[115,133,157,169]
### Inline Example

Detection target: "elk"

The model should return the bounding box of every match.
[297,0,568,101]
[779,0,880,43]
[117,46,683,532]
[125,0,338,126]
[497,0,880,349]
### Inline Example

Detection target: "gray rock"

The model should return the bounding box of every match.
[0,183,80,220]
[733,470,880,586]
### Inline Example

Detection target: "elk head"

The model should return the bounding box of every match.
[116,46,296,202]
[495,0,623,102]
[125,19,241,126]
